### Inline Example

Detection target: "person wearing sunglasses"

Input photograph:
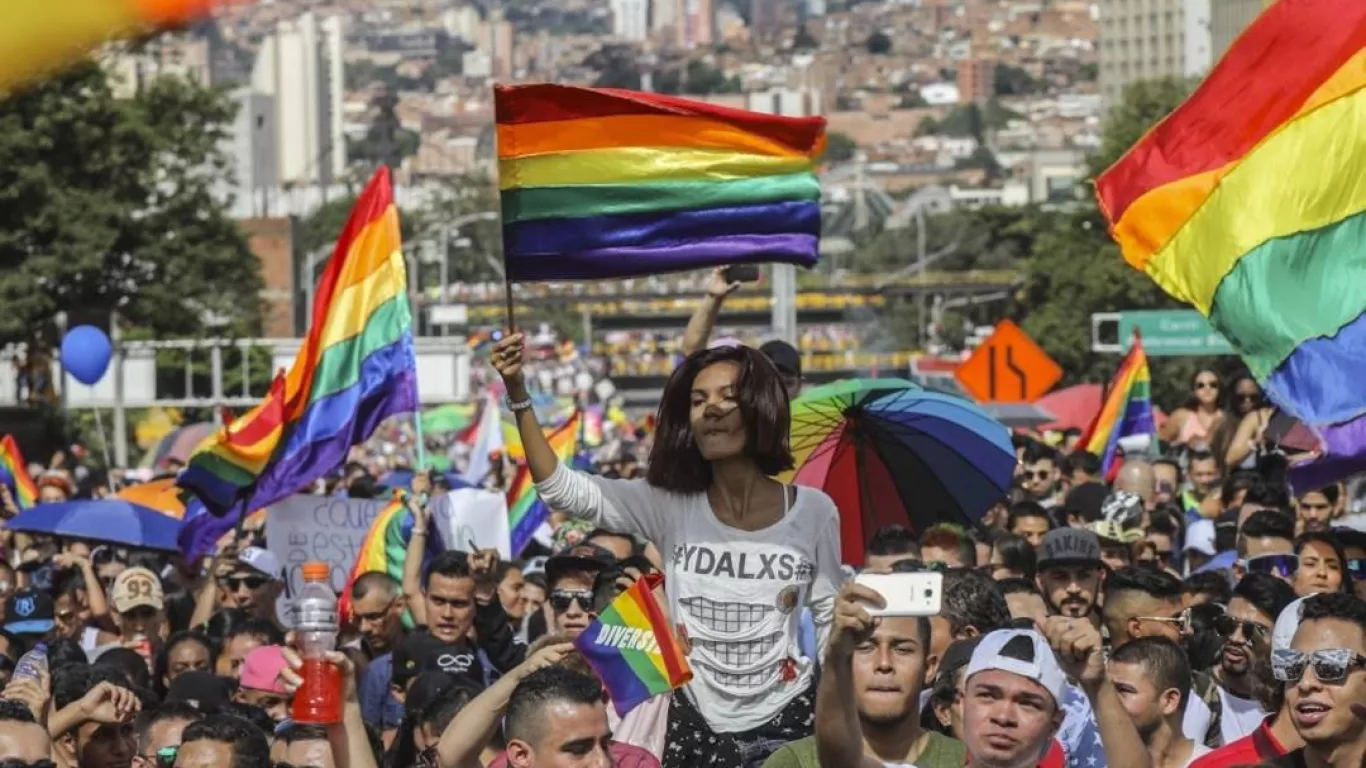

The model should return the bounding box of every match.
[1235,510,1298,585]
[1337,526,1366,601]
[1102,566,1188,649]
[544,545,615,638]
[0,699,51,765]
[132,702,201,768]
[1161,370,1225,452]
[1020,443,1063,508]
[216,548,286,630]
[1276,593,1366,768]
[1199,574,1298,748]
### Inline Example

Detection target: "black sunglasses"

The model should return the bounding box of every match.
[1215,614,1269,642]
[548,589,596,614]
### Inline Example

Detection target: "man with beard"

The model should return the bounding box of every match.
[1184,573,1296,748]
[1109,638,1210,768]
[796,582,967,768]
[1035,529,1105,628]
[1022,444,1063,509]
[1276,592,1366,768]
[349,572,406,659]
[1294,486,1341,535]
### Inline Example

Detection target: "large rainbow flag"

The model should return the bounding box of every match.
[178,167,417,519]
[0,435,37,509]
[2,1,225,93]
[574,573,691,715]
[494,84,826,280]
[336,495,445,627]
[506,409,582,554]
[1095,0,1366,490]
[1078,336,1154,480]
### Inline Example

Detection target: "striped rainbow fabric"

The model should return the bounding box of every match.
[178,167,417,518]
[574,573,692,716]
[336,495,444,626]
[2,1,223,93]
[1095,0,1366,489]
[495,84,826,280]
[1078,336,1154,480]
[0,435,37,509]
[506,409,582,554]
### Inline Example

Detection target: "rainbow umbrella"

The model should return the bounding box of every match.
[787,379,1015,566]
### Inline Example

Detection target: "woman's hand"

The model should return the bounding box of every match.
[490,333,527,396]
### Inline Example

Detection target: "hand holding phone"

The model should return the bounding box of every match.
[721,264,761,283]
[853,572,944,617]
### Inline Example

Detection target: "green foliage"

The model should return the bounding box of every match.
[793,26,820,50]
[349,90,420,170]
[586,45,642,90]
[1089,77,1192,176]
[995,64,1042,96]
[866,31,892,55]
[822,132,858,164]
[956,145,1002,179]
[0,63,263,346]
[653,61,741,96]
[929,100,1022,142]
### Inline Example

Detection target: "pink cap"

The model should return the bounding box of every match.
[238,645,289,693]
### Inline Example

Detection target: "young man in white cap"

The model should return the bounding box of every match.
[191,545,286,630]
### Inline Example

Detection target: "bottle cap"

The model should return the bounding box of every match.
[302,562,330,582]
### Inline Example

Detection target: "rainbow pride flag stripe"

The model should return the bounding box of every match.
[0,435,37,509]
[1078,336,1154,479]
[495,84,826,280]
[506,409,581,554]
[574,573,691,715]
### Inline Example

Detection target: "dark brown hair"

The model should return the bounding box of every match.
[646,345,793,494]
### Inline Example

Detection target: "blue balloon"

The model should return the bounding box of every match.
[61,325,113,386]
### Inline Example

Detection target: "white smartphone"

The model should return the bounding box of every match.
[854,572,944,617]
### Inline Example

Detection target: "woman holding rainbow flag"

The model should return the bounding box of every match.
[491,333,843,768]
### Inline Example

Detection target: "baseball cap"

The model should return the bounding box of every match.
[545,543,616,587]
[1099,490,1144,528]
[392,633,472,685]
[167,670,233,710]
[4,589,55,635]
[239,645,289,693]
[935,636,985,687]
[965,628,1067,706]
[1087,519,1144,546]
[237,547,283,580]
[1183,519,1217,556]
[1036,528,1103,570]
[759,340,801,377]
[1272,596,1310,653]
[111,567,165,613]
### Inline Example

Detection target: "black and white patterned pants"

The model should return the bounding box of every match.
[661,683,816,768]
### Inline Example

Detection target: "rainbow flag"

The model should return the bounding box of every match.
[506,409,582,554]
[574,573,691,716]
[2,1,225,93]
[495,84,826,280]
[1095,0,1366,490]
[178,167,417,521]
[1078,336,1154,480]
[0,435,37,509]
[336,495,444,627]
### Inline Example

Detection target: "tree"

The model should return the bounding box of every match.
[1016,77,1212,408]
[0,63,263,345]
[995,64,1042,96]
[822,131,858,163]
[348,89,420,170]
[793,26,820,50]
[866,31,892,55]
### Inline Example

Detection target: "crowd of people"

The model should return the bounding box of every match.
[0,273,1361,768]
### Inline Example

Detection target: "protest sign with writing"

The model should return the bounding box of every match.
[266,494,392,598]
[429,487,512,559]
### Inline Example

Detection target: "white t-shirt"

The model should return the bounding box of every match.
[536,465,842,733]
[1218,687,1266,744]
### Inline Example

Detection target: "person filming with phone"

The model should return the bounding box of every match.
[489,332,842,768]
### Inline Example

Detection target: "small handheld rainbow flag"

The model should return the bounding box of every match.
[1094,0,1366,489]
[1078,334,1155,480]
[574,573,691,716]
[0,435,37,509]
[178,167,417,522]
[337,494,445,627]
[495,84,826,281]
[506,409,582,554]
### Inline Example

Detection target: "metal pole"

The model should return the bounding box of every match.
[210,345,224,426]
[771,263,797,346]
[916,206,927,347]
[111,313,128,469]
[438,228,449,338]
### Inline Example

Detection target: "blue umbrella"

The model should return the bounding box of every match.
[7,499,184,551]
[787,378,1016,565]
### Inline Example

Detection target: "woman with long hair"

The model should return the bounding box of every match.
[490,333,842,768]
[1210,373,1272,472]
[1158,369,1224,451]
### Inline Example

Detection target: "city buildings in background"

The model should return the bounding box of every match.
[1210,0,1275,59]
[251,11,347,188]
[1098,0,1212,106]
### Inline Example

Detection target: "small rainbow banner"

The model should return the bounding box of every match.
[495,84,826,280]
[2,1,226,93]
[1078,334,1155,479]
[337,495,443,627]
[574,573,691,715]
[178,166,417,524]
[0,435,37,509]
[506,409,582,554]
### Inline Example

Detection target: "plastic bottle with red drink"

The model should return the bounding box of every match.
[291,561,343,724]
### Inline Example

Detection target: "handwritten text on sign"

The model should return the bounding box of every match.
[266,495,392,596]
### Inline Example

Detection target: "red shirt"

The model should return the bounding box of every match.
[1188,719,1288,768]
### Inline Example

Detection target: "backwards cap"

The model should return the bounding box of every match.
[965,628,1067,706]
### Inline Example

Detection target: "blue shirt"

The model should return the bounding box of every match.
[359,652,405,730]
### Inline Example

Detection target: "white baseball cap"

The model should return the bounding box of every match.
[1184,519,1216,556]
[237,547,283,580]
[965,629,1067,706]
[1272,596,1311,652]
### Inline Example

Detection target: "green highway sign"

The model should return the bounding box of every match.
[1091,310,1235,357]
